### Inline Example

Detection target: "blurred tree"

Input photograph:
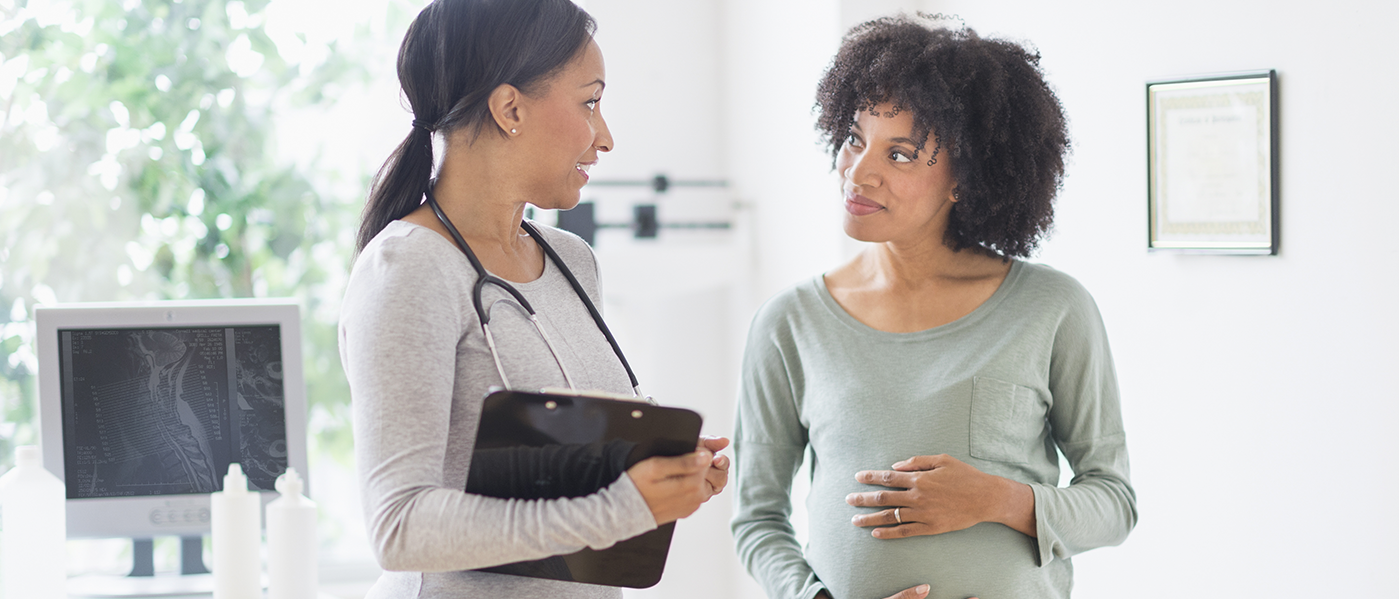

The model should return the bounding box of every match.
[0,0,387,470]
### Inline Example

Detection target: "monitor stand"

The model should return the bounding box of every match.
[68,536,216,598]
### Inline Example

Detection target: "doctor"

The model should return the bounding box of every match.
[338,1,728,597]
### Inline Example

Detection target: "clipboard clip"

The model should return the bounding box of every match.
[537,386,658,406]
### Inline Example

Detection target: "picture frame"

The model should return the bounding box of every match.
[1147,70,1278,254]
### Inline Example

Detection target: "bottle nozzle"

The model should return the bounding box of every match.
[274,467,304,497]
[223,463,248,494]
[16,445,41,467]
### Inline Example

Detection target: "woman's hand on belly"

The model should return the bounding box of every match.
[845,454,1037,539]
[816,584,977,599]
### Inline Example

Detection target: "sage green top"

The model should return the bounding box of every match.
[731,261,1136,599]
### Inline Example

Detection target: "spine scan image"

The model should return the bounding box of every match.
[59,325,287,498]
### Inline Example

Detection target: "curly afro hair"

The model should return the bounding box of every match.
[816,14,1069,258]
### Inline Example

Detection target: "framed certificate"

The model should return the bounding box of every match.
[1147,70,1278,254]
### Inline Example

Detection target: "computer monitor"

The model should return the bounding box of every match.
[35,299,308,543]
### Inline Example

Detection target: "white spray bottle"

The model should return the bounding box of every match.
[211,463,261,599]
[0,445,67,599]
[266,467,318,599]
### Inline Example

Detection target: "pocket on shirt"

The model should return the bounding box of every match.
[969,376,1045,464]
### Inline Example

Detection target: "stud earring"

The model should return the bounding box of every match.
[510,128,518,134]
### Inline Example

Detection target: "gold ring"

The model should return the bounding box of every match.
[894,507,902,524]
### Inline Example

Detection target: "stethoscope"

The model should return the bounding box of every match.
[425,188,653,404]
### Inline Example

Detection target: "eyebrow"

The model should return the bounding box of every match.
[848,125,920,146]
[580,79,606,90]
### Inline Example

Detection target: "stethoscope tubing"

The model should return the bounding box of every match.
[424,188,646,400]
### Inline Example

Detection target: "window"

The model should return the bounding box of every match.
[1,0,423,576]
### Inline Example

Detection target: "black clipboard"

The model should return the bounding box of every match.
[465,389,702,589]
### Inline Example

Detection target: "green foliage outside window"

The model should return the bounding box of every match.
[0,0,412,474]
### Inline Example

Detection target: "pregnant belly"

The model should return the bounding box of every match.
[803,507,1068,599]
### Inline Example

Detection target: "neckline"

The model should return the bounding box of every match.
[392,219,556,288]
[813,259,1024,340]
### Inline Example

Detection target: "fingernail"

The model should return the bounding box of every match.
[917,584,929,594]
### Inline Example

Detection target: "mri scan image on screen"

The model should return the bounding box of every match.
[59,325,288,498]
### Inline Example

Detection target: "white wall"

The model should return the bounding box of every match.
[582,1,767,597]
[919,0,1399,597]
[581,1,870,597]
[719,0,845,303]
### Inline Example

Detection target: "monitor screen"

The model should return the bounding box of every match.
[36,300,307,539]
[59,325,287,498]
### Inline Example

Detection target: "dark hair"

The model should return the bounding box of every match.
[357,0,597,253]
[815,14,1069,258]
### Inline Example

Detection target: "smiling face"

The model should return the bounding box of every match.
[836,103,957,246]
[515,39,613,210]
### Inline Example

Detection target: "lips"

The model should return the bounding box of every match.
[844,192,883,216]
[576,161,594,182]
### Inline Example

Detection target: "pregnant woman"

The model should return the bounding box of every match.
[731,15,1137,599]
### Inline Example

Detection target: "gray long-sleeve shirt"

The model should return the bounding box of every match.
[731,261,1136,599]
[339,220,657,599]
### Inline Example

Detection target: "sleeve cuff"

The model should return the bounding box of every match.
[1028,482,1061,568]
[610,472,661,537]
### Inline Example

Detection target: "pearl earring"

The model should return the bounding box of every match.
[510,128,518,134]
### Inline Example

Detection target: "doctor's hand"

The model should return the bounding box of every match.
[698,435,731,501]
[846,454,1036,539]
[814,585,977,599]
[628,450,713,525]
